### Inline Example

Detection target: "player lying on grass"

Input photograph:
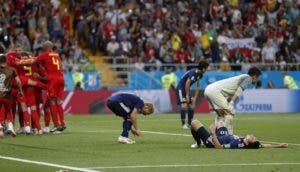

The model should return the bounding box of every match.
[204,67,261,134]
[190,119,288,149]
[107,93,154,144]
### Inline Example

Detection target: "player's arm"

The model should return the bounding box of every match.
[230,76,252,103]
[14,75,24,97]
[209,125,223,149]
[130,108,143,136]
[15,58,35,66]
[185,78,192,102]
[191,80,200,108]
[261,143,288,148]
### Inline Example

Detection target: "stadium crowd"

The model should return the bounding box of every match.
[0,0,96,73]
[70,0,299,71]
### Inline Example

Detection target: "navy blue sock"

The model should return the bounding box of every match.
[191,128,202,145]
[180,108,187,125]
[187,109,194,126]
[121,120,132,138]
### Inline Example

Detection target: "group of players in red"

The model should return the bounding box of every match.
[0,41,66,138]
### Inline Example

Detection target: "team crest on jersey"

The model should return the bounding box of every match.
[0,74,6,87]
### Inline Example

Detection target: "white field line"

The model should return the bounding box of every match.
[87,162,300,170]
[77,129,300,146]
[0,155,101,172]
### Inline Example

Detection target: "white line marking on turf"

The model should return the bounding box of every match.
[0,155,101,172]
[80,129,300,146]
[87,162,300,169]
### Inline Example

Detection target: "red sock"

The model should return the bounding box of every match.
[6,112,13,123]
[0,110,4,124]
[31,110,41,130]
[50,104,60,127]
[56,104,65,126]
[44,109,51,127]
[18,110,24,128]
[23,110,31,126]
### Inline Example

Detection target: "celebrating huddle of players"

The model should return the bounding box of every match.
[0,41,66,138]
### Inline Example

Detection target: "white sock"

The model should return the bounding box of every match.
[225,115,233,135]
[215,116,224,126]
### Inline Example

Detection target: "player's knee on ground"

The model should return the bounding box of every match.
[191,120,203,130]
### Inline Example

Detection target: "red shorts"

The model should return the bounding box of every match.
[25,86,38,106]
[47,76,65,99]
[19,76,29,86]
[0,98,12,111]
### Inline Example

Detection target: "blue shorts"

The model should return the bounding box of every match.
[196,126,214,148]
[106,99,130,119]
[176,88,191,105]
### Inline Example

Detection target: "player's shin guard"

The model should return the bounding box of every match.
[191,128,202,145]
[121,120,132,138]
[180,108,187,125]
[56,104,65,126]
[187,109,194,126]
[50,104,60,127]
[225,115,233,135]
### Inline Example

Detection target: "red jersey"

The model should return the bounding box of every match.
[35,51,63,77]
[16,58,39,78]
[6,51,19,69]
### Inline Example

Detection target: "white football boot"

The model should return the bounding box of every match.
[118,136,136,144]
[7,122,16,137]
[24,126,31,135]
[42,127,50,133]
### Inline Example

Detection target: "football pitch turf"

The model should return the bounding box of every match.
[0,113,299,172]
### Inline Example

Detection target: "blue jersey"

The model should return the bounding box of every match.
[108,93,144,116]
[218,135,245,149]
[177,69,203,90]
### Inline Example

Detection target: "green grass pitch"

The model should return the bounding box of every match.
[0,113,300,172]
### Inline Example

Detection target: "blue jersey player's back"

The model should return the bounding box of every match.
[177,69,203,89]
[108,93,144,117]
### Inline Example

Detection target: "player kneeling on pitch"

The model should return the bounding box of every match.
[107,93,154,144]
[190,119,288,149]
[204,67,261,134]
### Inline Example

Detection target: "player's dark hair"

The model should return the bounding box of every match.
[197,60,209,70]
[244,141,261,149]
[248,67,261,77]
[0,54,7,64]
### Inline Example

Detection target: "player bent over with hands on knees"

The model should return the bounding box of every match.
[107,93,154,144]
[204,67,262,134]
[190,119,288,149]
[176,60,209,129]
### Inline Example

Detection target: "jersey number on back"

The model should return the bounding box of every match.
[52,57,61,71]
[24,66,32,76]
